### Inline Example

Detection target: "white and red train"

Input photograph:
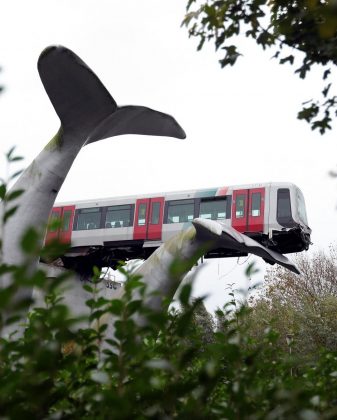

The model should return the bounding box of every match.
[46,182,311,274]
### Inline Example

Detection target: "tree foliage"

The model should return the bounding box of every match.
[247,246,337,356]
[183,0,337,134]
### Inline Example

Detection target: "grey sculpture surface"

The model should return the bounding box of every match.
[1,45,185,297]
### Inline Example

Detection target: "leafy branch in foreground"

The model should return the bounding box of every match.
[183,0,337,134]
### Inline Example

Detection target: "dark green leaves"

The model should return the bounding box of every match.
[0,184,6,200]
[0,245,337,417]
[20,227,40,254]
[5,189,24,202]
[245,261,259,278]
[184,0,337,134]
[219,45,241,67]
[4,206,19,223]
[179,283,193,305]
[298,102,319,123]
[6,146,23,164]
[0,147,25,227]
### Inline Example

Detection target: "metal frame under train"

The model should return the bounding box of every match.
[46,182,311,275]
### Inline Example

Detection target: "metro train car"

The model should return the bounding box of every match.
[45,182,311,274]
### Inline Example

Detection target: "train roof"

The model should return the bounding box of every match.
[55,182,299,208]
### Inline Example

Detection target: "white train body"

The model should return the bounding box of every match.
[46,182,311,272]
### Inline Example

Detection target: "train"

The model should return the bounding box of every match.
[45,182,312,275]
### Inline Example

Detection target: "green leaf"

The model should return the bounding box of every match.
[322,83,331,98]
[20,227,40,253]
[179,283,192,305]
[279,54,294,65]
[219,45,241,67]
[298,103,319,122]
[126,299,142,315]
[6,146,16,160]
[0,184,6,200]
[89,310,105,321]
[5,189,24,202]
[9,169,24,181]
[4,206,19,223]
[295,62,311,79]
[245,262,259,278]
[109,299,124,315]
[83,284,94,293]
[9,156,23,162]
[323,68,331,80]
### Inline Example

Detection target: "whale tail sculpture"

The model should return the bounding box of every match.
[38,46,186,143]
[1,45,186,301]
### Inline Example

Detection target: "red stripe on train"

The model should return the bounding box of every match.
[216,186,228,196]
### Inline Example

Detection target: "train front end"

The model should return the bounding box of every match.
[269,183,311,254]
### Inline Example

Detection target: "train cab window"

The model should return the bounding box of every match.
[166,199,194,224]
[277,188,294,227]
[251,193,261,217]
[297,188,309,226]
[151,202,160,224]
[138,203,147,226]
[61,210,72,231]
[199,197,229,220]
[106,205,132,228]
[236,195,246,218]
[75,208,101,230]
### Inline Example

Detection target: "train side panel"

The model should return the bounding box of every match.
[45,182,311,263]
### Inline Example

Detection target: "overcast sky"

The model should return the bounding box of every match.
[1,1,336,309]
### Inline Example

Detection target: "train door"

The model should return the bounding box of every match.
[248,188,264,232]
[46,205,75,244]
[133,197,164,240]
[46,207,62,243]
[232,188,265,233]
[232,190,248,233]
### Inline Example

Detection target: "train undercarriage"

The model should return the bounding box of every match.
[52,224,311,279]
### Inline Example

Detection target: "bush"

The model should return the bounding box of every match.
[246,248,337,358]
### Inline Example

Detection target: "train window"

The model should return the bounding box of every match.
[151,202,160,225]
[236,195,246,218]
[76,208,101,230]
[251,193,261,217]
[199,198,228,220]
[277,188,294,227]
[296,188,308,226]
[48,211,60,232]
[167,199,194,224]
[138,203,147,226]
[106,205,132,228]
[61,210,72,231]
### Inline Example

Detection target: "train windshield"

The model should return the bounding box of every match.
[296,188,308,226]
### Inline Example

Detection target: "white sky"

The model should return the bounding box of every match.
[1,0,336,310]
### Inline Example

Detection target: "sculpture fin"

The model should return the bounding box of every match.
[86,105,186,143]
[192,218,300,274]
[38,46,117,138]
[38,46,186,142]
